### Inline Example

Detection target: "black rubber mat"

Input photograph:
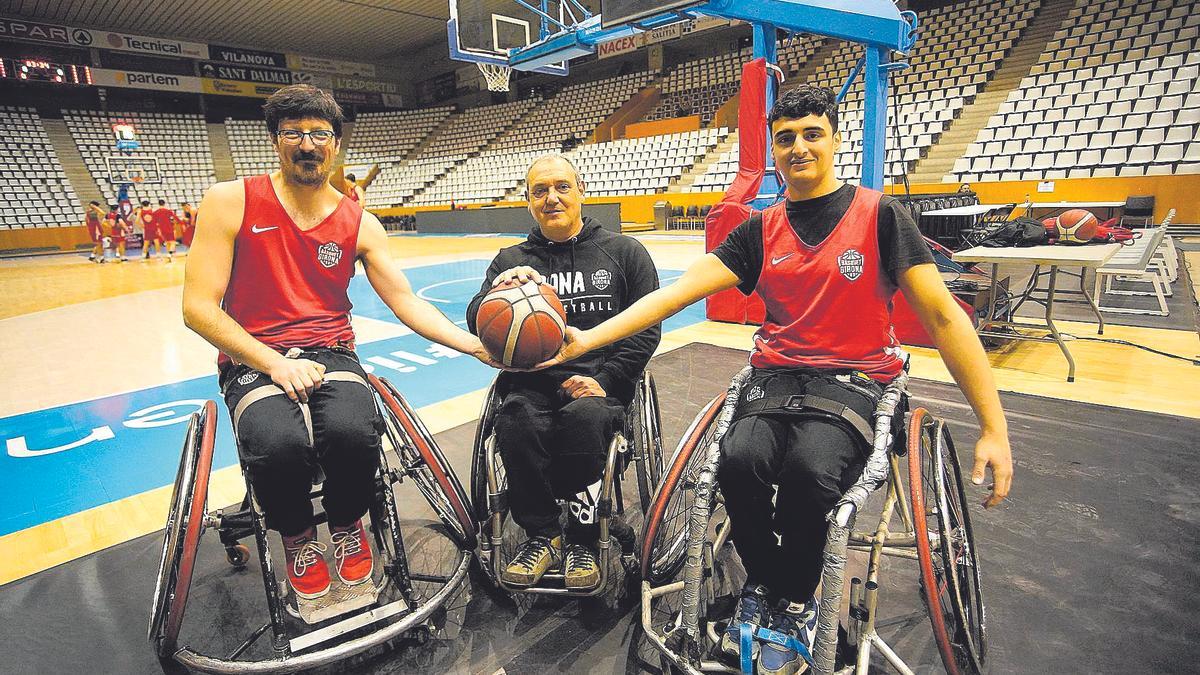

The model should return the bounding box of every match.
[2,343,1197,674]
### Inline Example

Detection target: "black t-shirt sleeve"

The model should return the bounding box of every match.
[709,214,764,295]
[878,196,935,286]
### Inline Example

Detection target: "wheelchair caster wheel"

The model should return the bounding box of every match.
[224,544,250,568]
[411,625,431,646]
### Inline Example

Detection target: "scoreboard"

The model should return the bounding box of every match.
[2,58,91,84]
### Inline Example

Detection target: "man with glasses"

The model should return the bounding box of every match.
[183,84,500,603]
[465,155,660,590]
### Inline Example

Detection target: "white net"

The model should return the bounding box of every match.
[477,62,512,92]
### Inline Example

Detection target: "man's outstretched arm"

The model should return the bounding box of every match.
[545,253,741,366]
[357,213,499,367]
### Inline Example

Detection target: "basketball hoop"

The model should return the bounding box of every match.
[477,62,512,92]
[131,175,144,184]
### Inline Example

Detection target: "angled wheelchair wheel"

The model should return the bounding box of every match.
[629,372,666,514]
[148,400,218,659]
[908,408,987,675]
[640,392,726,585]
[371,375,477,550]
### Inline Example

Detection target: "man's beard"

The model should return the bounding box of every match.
[286,152,330,187]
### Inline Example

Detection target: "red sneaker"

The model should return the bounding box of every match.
[281,528,331,600]
[330,519,374,586]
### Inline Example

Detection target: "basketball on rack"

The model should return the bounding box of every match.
[475,280,567,368]
[1053,209,1098,244]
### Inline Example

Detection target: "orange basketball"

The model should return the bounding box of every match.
[1054,209,1098,244]
[475,280,567,368]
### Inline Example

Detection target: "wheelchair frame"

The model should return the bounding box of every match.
[639,365,987,675]
[471,371,665,597]
[148,375,475,674]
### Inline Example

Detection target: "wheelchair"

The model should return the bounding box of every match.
[470,371,665,597]
[148,374,477,673]
[638,365,987,675]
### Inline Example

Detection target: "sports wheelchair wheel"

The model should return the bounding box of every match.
[640,392,726,585]
[908,407,987,675]
[628,371,666,514]
[370,374,476,550]
[148,400,218,659]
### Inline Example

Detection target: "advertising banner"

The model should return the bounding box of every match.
[71,28,206,59]
[91,68,203,93]
[286,54,375,77]
[201,77,285,98]
[207,45,287,69]
[199,60,292,85]
[0,17,71,44]
[332,75,398,94]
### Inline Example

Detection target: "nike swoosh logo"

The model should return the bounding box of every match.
[771,253,795,265]
[251,225,278,234]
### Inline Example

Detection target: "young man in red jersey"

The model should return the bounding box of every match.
[84,201,106,262]
[180,201,197,247]
[540,86,1013,674]
[152,199,177,262]
[135,200,161,260]
[183,85,500,602]
[106,204,129,262]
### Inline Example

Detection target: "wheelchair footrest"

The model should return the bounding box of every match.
[287,577,389,626]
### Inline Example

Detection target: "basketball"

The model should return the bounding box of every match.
[1053,209,1098,244]
[475,280,567,368]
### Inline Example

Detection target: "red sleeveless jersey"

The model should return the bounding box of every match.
[153,207,174,227]
[139,209,155,228]
[86,209,101,226]
[750,186,903,382]
[219,174,363,367]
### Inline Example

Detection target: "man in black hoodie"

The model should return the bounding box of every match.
[466,155,661,590]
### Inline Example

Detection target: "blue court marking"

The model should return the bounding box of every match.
[0,260,704,537]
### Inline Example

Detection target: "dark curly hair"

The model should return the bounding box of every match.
[768,85,839,134]
[262,84,344,138]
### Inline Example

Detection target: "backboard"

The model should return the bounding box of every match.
[106,155,161,185]
[448,0,574,76]
[599,0,704,29]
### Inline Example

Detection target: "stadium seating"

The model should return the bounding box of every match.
[63,110,215,208]
[953,0,1200,182]
[0,107,83,230]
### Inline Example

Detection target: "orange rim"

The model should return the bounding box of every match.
[370,375,476,548]
[640,393,725,581]
[161,400,217,650]
[907,407,961,675]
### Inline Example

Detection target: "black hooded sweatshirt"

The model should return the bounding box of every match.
[466,217,661,405]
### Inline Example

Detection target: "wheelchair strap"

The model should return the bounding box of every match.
[738,622,814,673]
[754,626,814,666]
[737,393,874,445]
[739,622,758,674]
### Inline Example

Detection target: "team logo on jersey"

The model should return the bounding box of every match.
[317,242,343,269]
[746,385,765,402]
[237,371,259,386]
[838,249,864,281]
[591,268,612,290]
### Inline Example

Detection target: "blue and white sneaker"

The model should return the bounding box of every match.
[720,583,770,665]
[757,597,818,675]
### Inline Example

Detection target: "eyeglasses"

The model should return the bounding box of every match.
[529,182,578,200]
[276,129,336,145]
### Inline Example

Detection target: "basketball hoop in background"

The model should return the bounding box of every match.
[477,62,512,92]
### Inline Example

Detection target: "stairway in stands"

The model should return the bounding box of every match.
[206,123,236,182]
[669,129,738,193]
[40,118,104,206]
[908,0,1075,183]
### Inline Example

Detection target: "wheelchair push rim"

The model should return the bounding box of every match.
[370,375,477,550]
[631,371,667,514]
[148,400,218,658]
[640,392,725,585]
[907,407,987,675]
